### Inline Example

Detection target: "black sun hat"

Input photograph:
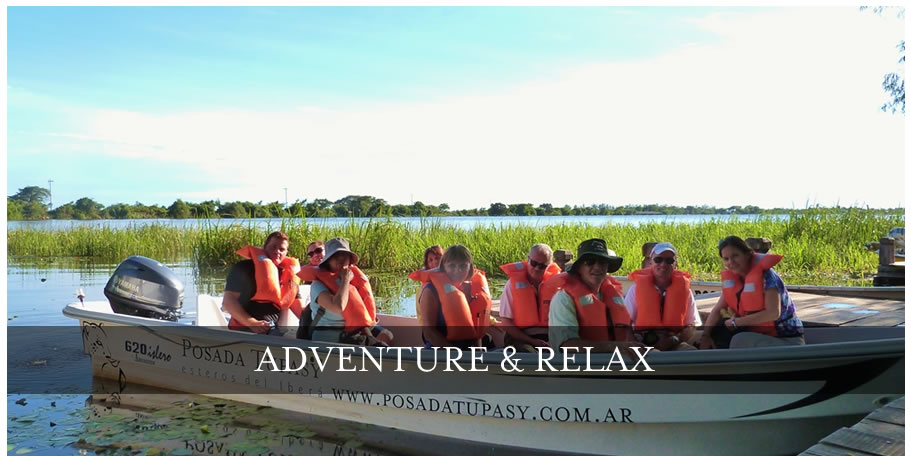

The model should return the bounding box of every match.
[565,238,623,274]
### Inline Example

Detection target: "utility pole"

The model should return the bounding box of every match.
[284,188,288,207]
[48,179,54,209]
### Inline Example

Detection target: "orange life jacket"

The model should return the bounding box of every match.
[538,272,571,325]
[409,269,492,341]
[721,253,781,336]
[499,260,561,328]
[297,265,377,333]
[562,275,631,342]
[627,268,691,332]
[235,245,301,311]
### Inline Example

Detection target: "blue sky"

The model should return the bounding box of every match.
[6,6,906,210]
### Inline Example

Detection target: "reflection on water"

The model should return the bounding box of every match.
[8,379,538,456]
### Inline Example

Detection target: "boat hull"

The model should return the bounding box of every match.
[64,301,904,455]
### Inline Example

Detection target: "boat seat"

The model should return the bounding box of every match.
[196,285,312,329]
[197,294,229,327]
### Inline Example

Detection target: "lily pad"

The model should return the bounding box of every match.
[15,448,34,455]
[7,444,14,452]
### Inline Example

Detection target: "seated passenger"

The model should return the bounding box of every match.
[548,238,644,352]
[625,242,701,351]
[223,231,303,334]
[422,245,444,270]
[411,245,492,350]
[498,244,562,350]
[415,244,444,330]
[306,240,324,267]
[298,237,392,345]
[701,236,804,349]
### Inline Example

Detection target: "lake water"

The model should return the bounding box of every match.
[6,258,515,456]
[7,214,778,231]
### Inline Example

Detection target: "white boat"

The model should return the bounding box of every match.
[63,284,904,455]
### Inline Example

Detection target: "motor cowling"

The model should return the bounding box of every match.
[104,256,184,321]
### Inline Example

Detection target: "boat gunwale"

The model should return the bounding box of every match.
[63,302,904,368]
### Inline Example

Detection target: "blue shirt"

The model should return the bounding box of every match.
[310,280,346,329]
[763,269,804,337]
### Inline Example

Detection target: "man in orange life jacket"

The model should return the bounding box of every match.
[624,242,701,351]
[548,238,644,352]
[498,244,559,350]
[223,231,302,334]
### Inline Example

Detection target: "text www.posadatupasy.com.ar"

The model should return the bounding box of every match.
[330,388,633,423]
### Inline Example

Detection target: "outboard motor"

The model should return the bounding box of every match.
[104,256,184,321]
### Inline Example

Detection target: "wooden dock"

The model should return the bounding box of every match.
[799,397,905,456]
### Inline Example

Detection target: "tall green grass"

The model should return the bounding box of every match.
[7,209,904,285]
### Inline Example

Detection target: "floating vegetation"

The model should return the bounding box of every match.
[7,392,388,456]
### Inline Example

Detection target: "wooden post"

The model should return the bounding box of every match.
[553,249,573,271]
[746,237,773,254]
[879,237,895,266]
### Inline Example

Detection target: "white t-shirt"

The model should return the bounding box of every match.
[498,283,516,319]
[623,282,702,328]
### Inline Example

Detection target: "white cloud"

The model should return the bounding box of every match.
[21,7,905,209]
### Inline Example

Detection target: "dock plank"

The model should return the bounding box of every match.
[887,397,905,410]
[865,406,905,426]
[819,428,904,456]
[851,419,905,441]
[800,442,877,456]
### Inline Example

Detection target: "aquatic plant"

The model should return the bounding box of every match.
[7,209,903,285]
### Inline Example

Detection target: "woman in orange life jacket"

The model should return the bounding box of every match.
[307,237,393,345]
[547,238,644,352]
[498,243,561,351]
[700,236,805,349]
[306,240,325,267]
[415,244,492,350]
[422,245,444,271]
[223,231,303,334]
[414,245,444,331]
[624,242,701,351]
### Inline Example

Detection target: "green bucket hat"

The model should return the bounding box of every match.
[566,238,623,274]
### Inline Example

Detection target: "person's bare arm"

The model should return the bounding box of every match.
[418,286,454,347]
[316,269,353,315]
[223,290,270,333]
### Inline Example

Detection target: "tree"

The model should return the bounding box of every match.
[168,199,192,219]
[105,203,131,219]
[218,202,248,218]
[489,202,509,216]
[7,199,24,220]
[22,200,48,220]
[9,186,50,206]
[74,197,103,219]
[862,6,905,114]
[410,201,428,217]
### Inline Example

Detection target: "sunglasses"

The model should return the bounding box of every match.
[577,257,608,267]
[307,248,324,257]
[528,258,549,270]
[653,257,676,265]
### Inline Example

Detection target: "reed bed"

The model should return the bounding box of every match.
[7,209,904,285]
[7,225,194,262]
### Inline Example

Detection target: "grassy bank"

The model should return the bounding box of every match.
[7,210,904,285]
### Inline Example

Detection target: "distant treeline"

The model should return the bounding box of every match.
[6,186,904,221]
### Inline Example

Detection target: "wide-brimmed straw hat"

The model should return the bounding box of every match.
[319,237,359,269]
[566,238,623,274]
